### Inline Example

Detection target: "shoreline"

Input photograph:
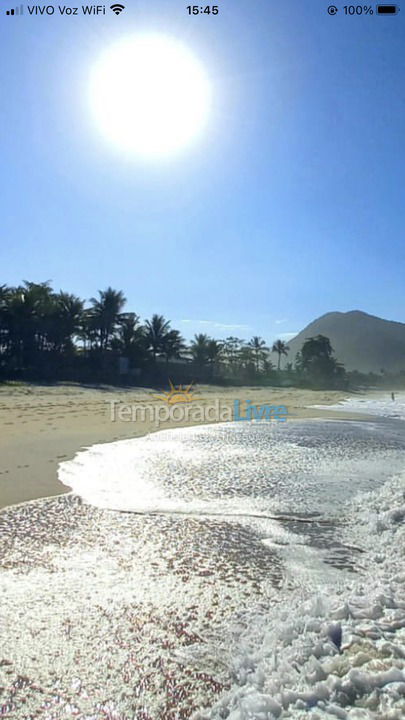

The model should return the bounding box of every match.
[204,469,405,719]
[1,394,405,718]
[0,382,373,510]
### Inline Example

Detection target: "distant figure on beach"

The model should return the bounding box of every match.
[391,392,395,401]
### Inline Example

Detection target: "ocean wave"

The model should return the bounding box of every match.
[58,420,405,520]
[3,415,405,718]
[312,392,405,422]
[197,472,405,720]
[56,413,405,718]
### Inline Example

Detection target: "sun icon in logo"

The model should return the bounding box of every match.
[154,380,196,405]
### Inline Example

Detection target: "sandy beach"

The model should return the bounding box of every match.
[0,382,363,510]
[2,385,405,719]
[0,376,401,713]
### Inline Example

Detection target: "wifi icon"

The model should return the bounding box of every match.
[110,3,125,13]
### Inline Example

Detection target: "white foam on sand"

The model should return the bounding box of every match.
[196,472,405,720]
[313,392,405,422]
[58,429,271,517]
[57,414,405,718]
[59,435,176,512]
[59,420,405,521]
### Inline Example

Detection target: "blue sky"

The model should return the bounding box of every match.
[1,2,404,343]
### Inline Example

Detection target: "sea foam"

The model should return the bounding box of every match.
[59,419,405,520]
[190,393,405,720]
[56,405,405,718]
[313,391,405,422]
[194,470,405,719]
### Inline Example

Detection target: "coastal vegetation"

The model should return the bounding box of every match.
[0,280,383,390]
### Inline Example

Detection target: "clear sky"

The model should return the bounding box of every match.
[1,2,404,343]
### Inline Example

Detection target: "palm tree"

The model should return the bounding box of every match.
[5,281,54,365]
[116,313,143,350]
[78,309,98,352]
[89,287,126,350]
[160,329,185,369]
[0,285,9,312]
[239,345,255,372]
[190,333,210,370]
[144,314,171,361]
[206,339,223,375]
[248,336,268,373]
[223,336,244,374]
[272,339,290,371]
[48,292,84,352]
[0,285,10,354]
[110,313,146,365]
[200,339,224,379]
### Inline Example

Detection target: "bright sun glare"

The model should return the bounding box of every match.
[89,35,211,157]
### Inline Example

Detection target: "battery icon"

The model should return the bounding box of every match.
[376,4,399,12]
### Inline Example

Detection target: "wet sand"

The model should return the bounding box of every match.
[0,383,360,509]
[0,494,285,719]
[0,386,402,719]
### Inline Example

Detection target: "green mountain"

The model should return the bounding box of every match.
[286,310,405,374]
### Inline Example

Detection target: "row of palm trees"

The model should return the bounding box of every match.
[0,281,291,381]
[187,334,289,373]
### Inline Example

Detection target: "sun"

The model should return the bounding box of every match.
[154,381,196,405]
[89,34,211,157]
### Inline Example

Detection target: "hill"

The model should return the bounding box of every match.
[284,310,405,374]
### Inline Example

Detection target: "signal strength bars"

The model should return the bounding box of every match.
[6,4,24,13]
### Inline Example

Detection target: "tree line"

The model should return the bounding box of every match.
[0,281,347,388]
